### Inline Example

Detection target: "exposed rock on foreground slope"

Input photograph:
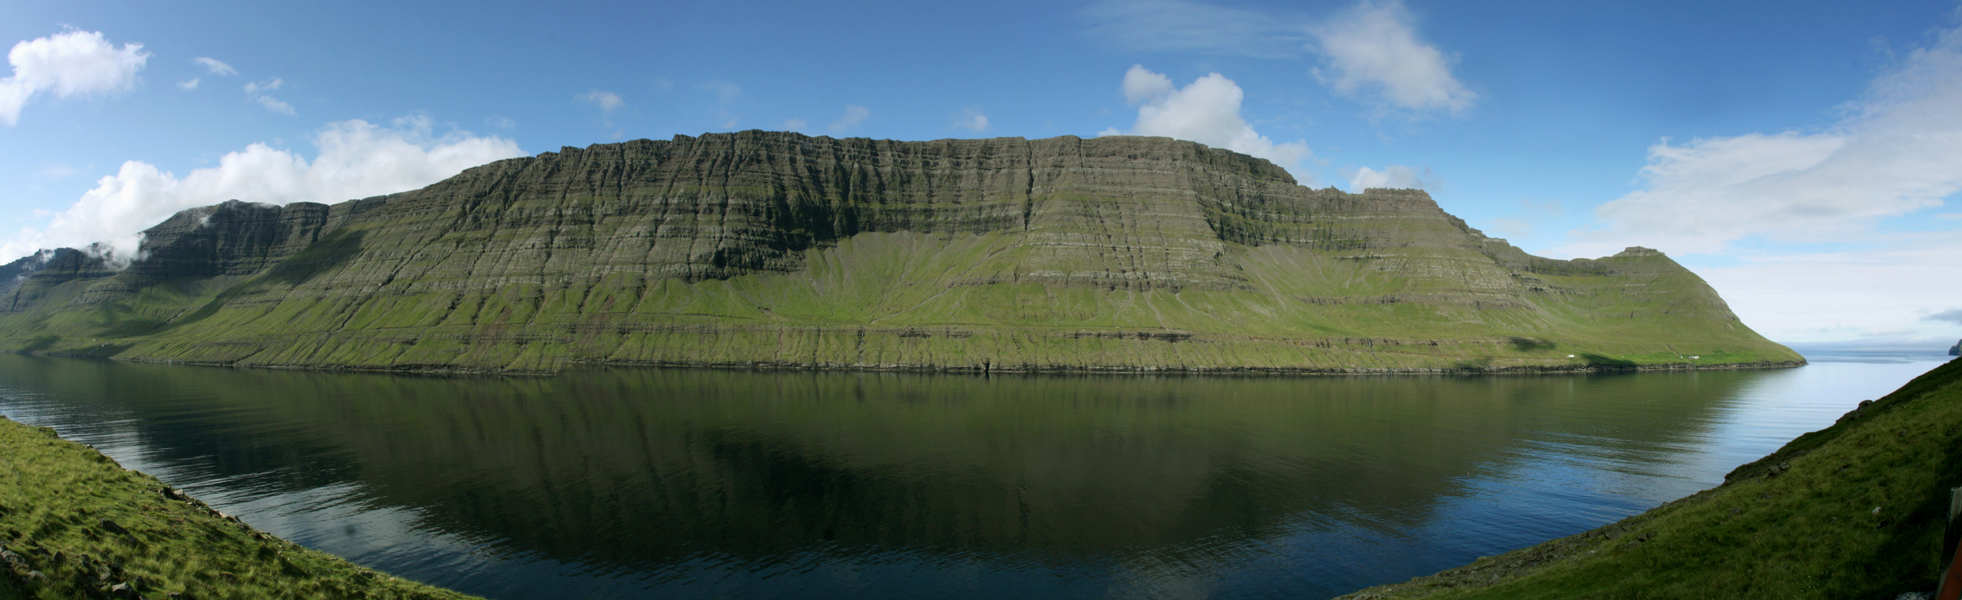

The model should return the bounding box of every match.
[0,132,1800,374]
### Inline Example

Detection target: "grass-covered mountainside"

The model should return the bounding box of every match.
[0,131,1799,374]
[1338,356,1962,599]
[0,416,478,600]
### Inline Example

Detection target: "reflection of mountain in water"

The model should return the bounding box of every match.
[0,356,1765,568]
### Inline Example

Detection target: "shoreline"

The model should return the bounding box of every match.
[1333,355,1960,599]
[17,350,1808,378]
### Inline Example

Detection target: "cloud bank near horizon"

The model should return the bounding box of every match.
[2,117,523,263]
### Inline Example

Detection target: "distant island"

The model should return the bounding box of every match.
[1951,339,1959,356]
[0,132,1802,374]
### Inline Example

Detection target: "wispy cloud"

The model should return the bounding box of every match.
[36,164,79,180]
[781,118,808,131]
[0,29,149,125]
[1,116,524,262]
[577,89,624,112]
[1082,0,1474,116]
[1082,0,1304,58]
[244,78,294,115]
[1310,0,1476,115]
[829,104,869,133]
[193,56,236,76]
[952,107,989,132]
[1928,309,1962,325]
[1557,20,1962,257]
[577,89,625,136]
[177,78,199,91]
[701,80,742,103]
[1100,65,1312,181]
[1346,164,1438,192]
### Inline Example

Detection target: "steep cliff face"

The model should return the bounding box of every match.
[0,132,1801,373]
[0,248,71,298]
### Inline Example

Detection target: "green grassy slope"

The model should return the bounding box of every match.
[0,417,479,600]
[1337,356,1962,600]
[0,232,1798,374]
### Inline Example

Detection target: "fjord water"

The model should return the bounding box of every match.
[0,354,1948,599]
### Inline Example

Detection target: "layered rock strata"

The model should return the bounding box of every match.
[0,131,1802,373]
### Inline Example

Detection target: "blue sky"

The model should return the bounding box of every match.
[3,0,1961,347]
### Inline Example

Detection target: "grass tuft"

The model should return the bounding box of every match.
[0,417,479,600]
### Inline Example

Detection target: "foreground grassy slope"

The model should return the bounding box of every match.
[1339,356,1962,600]
[0,417,478,600]
[0,133,1801,373]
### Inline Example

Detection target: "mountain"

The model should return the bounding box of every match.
[1950,339,1959,356]
[0,131,1801,374]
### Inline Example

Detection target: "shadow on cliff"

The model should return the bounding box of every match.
[1578,353,1636,368]
[263,230,364,286]
[162,230,365,332]
[1508,337,1557,352]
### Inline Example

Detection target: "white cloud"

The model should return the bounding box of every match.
[577,89,623,112]
[253,95,295,115]
[952,107,989,132]
[0,30,149,125]
[1,117,524,262]
[1927,308,1962,325]
[244,78,294,115]
[1346,164,1438,191]
[781,118,808,131]
[829,104,869,133]
[177,78,198,91]
[1121,66,1174,104]
[193,57,236,76]
[1559,21,1962,258]
[1102,65,1312,179]
[1309,0,1474,115]
[578,90,626,134]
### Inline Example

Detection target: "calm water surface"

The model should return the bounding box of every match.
[0,352,1951,599]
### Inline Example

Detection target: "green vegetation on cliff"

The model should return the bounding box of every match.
[0,416,478,600]
[1338,356,1962,599]
[0,132,1799,373]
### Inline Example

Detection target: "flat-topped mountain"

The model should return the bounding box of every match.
[0,131,1801,373]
